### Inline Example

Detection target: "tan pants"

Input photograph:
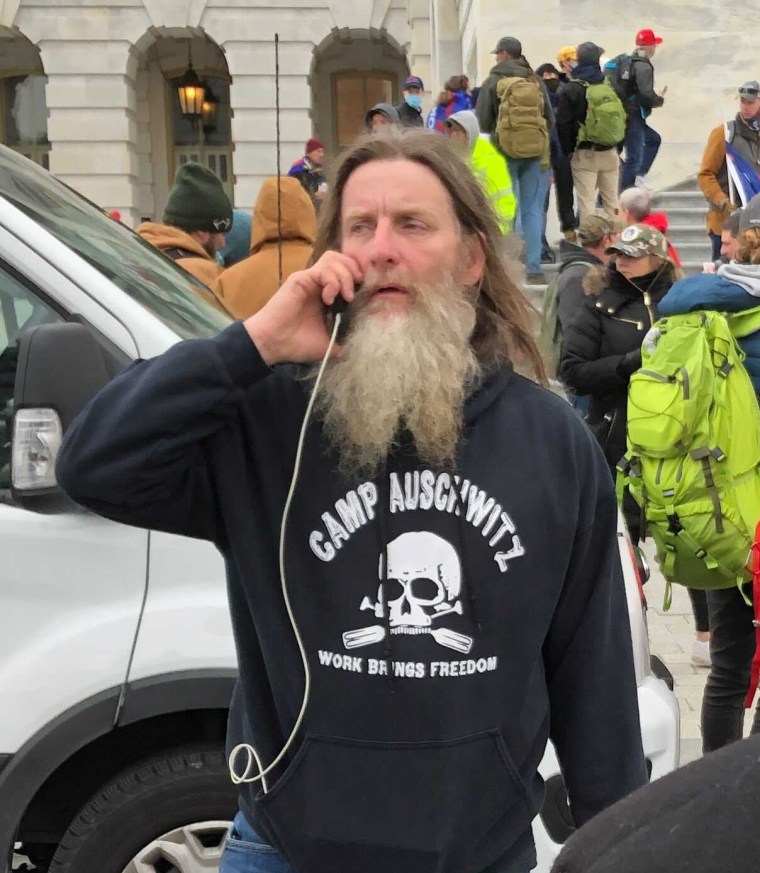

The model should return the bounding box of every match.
[571,147,619,222]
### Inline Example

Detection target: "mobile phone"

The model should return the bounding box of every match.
[326,288,355,342]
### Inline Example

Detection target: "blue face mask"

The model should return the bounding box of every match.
[405,93,422,110]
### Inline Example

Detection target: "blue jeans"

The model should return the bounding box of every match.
[220,810,533,872]
[508,157,546,273]
[620,116,661,190]
[220,812,295,873]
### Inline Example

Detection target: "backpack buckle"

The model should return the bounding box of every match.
[666,514,683,535]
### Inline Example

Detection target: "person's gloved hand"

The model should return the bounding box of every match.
[617,349,642,378]
[720,198,739,215]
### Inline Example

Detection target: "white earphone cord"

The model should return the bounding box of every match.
[228,312,343,792]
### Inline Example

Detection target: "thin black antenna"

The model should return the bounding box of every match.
[275,32,283,285]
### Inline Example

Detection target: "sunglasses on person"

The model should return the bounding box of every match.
[739,87,760,98]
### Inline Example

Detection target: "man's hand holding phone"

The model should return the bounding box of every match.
[244,251,362,366]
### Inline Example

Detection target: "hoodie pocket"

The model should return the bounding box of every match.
[256,730,533,873]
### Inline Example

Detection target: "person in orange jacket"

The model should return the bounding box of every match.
[698,81,760,260]
[214,177,316,319]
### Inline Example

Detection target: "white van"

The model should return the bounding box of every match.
[0,145,679,873]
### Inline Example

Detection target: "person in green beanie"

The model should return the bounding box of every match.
[137,162,233,311]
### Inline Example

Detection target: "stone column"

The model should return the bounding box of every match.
[430,0,462,91]
[406,0,431,97]
[221,39,313,212]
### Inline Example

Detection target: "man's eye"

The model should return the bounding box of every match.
[349,223,369,234]
[404,222,425,231]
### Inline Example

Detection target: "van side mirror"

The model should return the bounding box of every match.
[12,322,111,504]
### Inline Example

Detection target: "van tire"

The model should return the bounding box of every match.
[47,746,237,873]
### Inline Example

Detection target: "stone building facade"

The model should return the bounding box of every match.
[0,0,754,226]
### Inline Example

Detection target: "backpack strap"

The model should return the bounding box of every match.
[725,120,736,144]
[162,246,199,262]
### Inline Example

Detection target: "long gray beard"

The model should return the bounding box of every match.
[313,274,481,477]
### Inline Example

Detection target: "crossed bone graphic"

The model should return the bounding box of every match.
[342,623,473,654]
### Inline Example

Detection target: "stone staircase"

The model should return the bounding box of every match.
[652,176,711,275]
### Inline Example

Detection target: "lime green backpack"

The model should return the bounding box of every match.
[617,309,760,607]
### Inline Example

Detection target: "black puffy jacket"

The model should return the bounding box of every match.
[559,263,675,468]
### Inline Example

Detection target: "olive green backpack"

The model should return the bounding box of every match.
[617,309,760,607]
[495,76,547,160]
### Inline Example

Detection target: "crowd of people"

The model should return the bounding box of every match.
[113,37,760,873]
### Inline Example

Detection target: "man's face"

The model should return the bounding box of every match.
[495,51,508,63]
[721,230,738,260]
[739,96,760,121]
[308,147,325,165]
[404,86,422,98]
[370,113,392,132]
[599,233,617,263]
[193,230,226,257]
[316,157,485,475]
[445,122,469,149]
[340,158,484,317]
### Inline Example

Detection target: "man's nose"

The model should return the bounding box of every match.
[367,219,399,267]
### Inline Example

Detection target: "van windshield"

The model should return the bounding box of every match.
[0,148,232,340]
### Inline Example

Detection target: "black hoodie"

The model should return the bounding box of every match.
[56,322,646,873]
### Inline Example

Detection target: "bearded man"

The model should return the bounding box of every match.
[57,129,646,873]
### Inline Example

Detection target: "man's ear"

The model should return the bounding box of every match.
[462,232,486,286]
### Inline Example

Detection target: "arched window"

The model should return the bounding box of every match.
[133,30,234,220]
[170,73,233,199]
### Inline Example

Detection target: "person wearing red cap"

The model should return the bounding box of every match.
[617,28,665,191]
[288,138,326,202]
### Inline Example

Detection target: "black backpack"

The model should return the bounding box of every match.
[604,53,634,103]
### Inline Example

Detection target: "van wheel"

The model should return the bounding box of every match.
[48,747,237,873]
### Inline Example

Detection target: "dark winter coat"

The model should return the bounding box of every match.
[553,732,760,873]
[395,100,425,127]
[559,263,675,467]
[625,50,664,119]
[475,57,555,138]
[555,240,604,334]
[556,64,611,157]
